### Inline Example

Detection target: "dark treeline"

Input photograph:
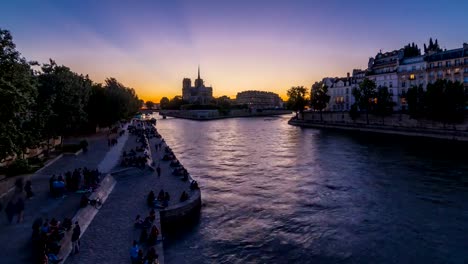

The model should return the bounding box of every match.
[0,29,143,160]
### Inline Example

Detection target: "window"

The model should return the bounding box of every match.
[430,63,434,69]
[455,59,460,66]
[465,68,468,73]
[465,58,468,65]
[402,81,406,87]
[409,74,415,80]
[346,88,349,94]
[465,77,468,83]
[447,69,451,74]
[412,66,416,71]
[446,61,451,67]
[437,62,442,67]
[455,68,460,73]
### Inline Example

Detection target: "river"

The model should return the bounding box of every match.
[155,114,468,264]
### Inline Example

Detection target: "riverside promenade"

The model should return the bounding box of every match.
[0,129,129,264]
[66,120,200,264]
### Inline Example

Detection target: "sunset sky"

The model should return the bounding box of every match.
[2,0,468,102]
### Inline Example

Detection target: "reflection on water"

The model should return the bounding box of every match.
[155,115,468,264]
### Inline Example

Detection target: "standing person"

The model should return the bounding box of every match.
[25,180,34,199]
[71,221,81,254]
[130,240,139,264]
[156,165,161,177]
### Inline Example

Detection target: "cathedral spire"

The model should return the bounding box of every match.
[198,65,200,79]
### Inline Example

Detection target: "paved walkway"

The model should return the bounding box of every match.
[0,131,128,264]
[66,123,196,264]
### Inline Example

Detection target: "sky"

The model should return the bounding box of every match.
[2,0,468,102]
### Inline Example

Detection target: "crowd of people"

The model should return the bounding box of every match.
[121,121,153,168]
[49,167,101,198]
[131,208,160,263]
[31,216,80,264]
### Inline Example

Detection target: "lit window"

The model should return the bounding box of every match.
[409,74,415,80]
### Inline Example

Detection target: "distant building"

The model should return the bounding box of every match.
[235,90,282,109]
[425,43,468,89]
[325,70,364,111]
[182,66,213,104]
[318,40,468,112]
[367,49,403,109]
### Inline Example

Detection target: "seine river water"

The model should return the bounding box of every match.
[155,114,468,264]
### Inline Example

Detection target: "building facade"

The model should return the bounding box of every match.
[235,90,282,109]
[182,66,213,104]
[425,43,468,88]
[367,49,403,109]
[325,70,365,111]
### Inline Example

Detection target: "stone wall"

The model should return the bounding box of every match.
[301,111,468,131]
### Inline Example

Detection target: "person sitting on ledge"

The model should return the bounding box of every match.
[134,215,144,228]
[149,209,156,222]
[147,225,159,245]
[190,180,199,190]
[147,191,155,206]
[130,240,139,264]
[142,216,152,229]
[157,190,164,201]
[139,228,148,244]
[180,191,189,202]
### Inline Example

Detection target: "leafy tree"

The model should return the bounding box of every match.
[403,42,421,58]
[166,96,188,110]
[38,60,93,138]
[145,100,155,109]
[160,97,170,109]
[352,78,376,124]
[310,81,330,121]
[0,29,38,159]
[405,85,425,118]
[349,104,360,121]
[286,86,308,119]
[374,87,395,124]
[425,80,466,123]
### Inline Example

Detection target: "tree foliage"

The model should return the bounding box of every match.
[352,78,377,124]
[374,87,395,124]
[0,29,37,159]
[405,85,425,118]
[403,42,421,58]
[310,82,330,121]
[160,97,170,109]
[287,86,308,118]
[145,100,155,109]
[0,28,143,160]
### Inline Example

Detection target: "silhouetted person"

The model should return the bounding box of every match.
[71,222,81,254]
[25,180,34,198]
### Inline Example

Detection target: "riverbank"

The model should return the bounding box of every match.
[66,119,201,264]
[160,109,292,120]
[288,118,468,141]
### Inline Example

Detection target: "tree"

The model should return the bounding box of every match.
[38,60,92,137]
[145,100,155,109]
[160,97,170,110]
[406,85,425,118]
[425,80,466,123]
[374,87,395,124]
[352,78,377,124]
[166,96,187,110]
[0,29,38,159]
[310,82,330,121]
[287,86,308,119]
